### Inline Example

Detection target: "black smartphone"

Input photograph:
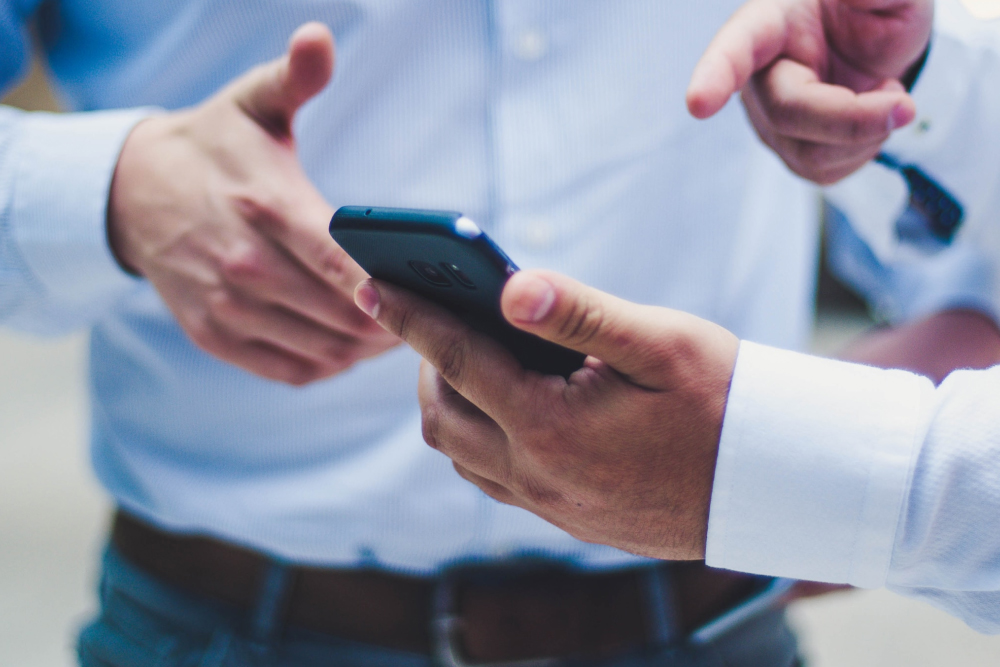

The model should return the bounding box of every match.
[329,206,586,378]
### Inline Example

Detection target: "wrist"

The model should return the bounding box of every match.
[106,116,165,277]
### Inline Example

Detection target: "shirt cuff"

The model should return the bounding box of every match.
[9,108,156,310]
[706,341,935,588]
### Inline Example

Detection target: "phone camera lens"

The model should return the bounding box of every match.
[409,260,452,287]
[442,263,476,289]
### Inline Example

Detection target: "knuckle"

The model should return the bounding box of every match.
[845,116,867,142]
[795,166,825,184]
[231,193,288,236]
[315,357,353,379]
[219,243,268,284]
[794,144,843,179]
[285,372,316,387]
[183,316,240,366]
[813,168,850,187]
[768,104,797,135]
[435,338,468,385]
[283,362,322,386]
[765,93,800,135]
[651,325,700,376]
[421,405,442,450]
[781,150,819,183]
[204,289,240,322]
[315,335,352,363]
[557,296,605,348]
[184,316,218,351]
[388,302,414,340]
[842,115,885,144]
[306,338,361,378]
[316,245,354,282]
[812,172,841,187]
[795,141,827,166]
[516,476,563,510]
[326,344,357,367]
[453,463,511,505]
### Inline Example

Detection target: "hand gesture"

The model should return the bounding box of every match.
[687,0,934,184]
[108,23,398,385]
[354,271,739,560]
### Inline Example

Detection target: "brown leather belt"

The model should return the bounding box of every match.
[112,511,765,663]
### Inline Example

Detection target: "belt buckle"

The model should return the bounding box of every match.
[432,572,560,667]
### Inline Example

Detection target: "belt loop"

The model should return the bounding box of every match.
[250,560,293,649]
[643,564,678,646]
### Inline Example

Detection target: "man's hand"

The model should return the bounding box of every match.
[108,23,398,386]
[354,271,739,560]
[687,0,933,184]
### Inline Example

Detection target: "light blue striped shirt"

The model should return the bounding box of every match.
[3,0,827,572]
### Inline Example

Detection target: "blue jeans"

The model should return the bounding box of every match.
[78,546,800,667]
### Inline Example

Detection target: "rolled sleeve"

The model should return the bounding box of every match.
[706,341,936,588]
[7,108,155,326]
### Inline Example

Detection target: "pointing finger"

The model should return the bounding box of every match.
[687,0,788,119]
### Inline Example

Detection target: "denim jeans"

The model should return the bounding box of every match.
[78,545,801,667]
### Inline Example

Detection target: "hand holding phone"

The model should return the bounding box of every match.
[330,206,585,378]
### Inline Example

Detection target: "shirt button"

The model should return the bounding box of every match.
[519,218,556,251]
[915,119,932,135]
[513,29,549,61]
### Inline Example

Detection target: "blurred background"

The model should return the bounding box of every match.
[4,10,1000,664]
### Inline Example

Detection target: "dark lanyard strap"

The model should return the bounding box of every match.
[874,152,965,245]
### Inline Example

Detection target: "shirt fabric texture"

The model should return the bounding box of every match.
[707,0,1000,633]
[0,0,984,586]
[1,0,822,574]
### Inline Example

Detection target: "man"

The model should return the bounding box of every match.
[0,1,983,665]
[363,0,1000,635]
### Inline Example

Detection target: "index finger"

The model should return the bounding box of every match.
[687,0,788,119]
[355,279,528,422]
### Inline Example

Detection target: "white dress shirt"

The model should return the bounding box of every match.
[706,0,1000,633]
[2,0,825,572]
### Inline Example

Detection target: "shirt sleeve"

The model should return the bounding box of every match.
[823,0,1000,325]
[706,341,1000,634]
[0,0,157,334]
[0,106,155,334]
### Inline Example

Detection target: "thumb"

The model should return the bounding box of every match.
[687,0,787,119]
[501,270,709,387]
[231,22,335,138]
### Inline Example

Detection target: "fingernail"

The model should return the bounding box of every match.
[888,103,912,131]
[354,282,380,319]
[508,274,556,323]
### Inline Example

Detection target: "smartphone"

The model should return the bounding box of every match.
[329,206,586,378]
